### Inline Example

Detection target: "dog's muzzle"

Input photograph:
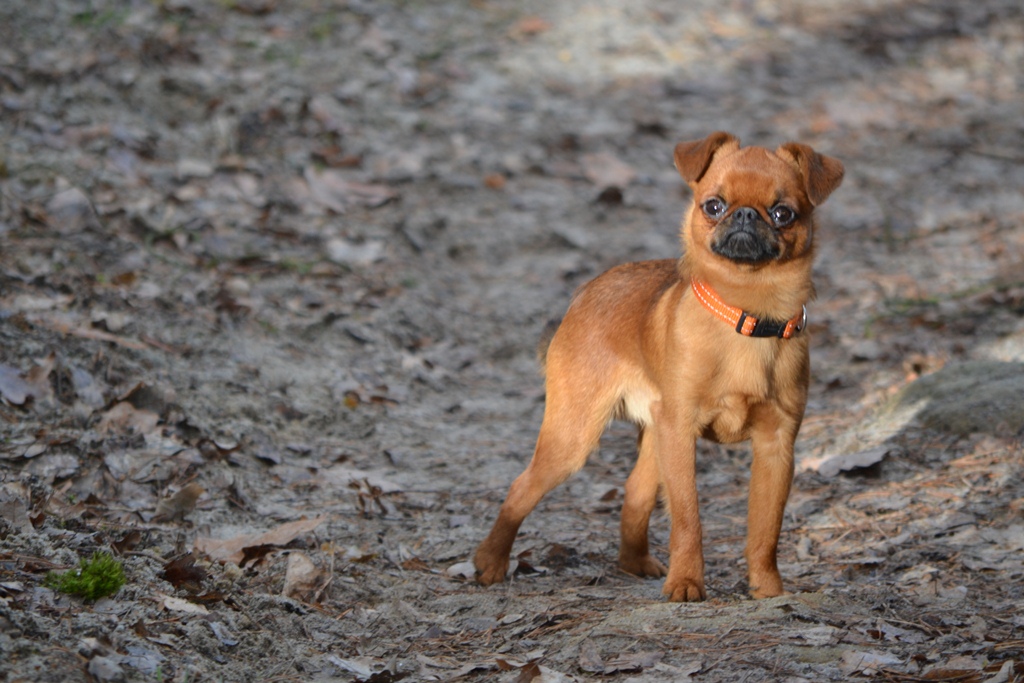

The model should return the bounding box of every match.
[711,207,779,264]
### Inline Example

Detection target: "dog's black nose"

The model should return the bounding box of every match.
[732,207,761,225]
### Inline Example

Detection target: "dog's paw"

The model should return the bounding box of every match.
[662,576,706,602]
[749,580,787,599]
[472,553,509,586]
[747,569,785,599]
[619,554,668,578]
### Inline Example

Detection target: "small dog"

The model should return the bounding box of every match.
[474,132,844,601]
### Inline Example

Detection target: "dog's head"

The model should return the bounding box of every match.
[674,132,844,270]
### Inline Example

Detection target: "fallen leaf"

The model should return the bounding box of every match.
[159,553,208,590]
[121,643,166,676]
[70,365,106,408]
[483,173,506,190]
[445,561,476,579]
[24,353,55,404]
[161,594,209,615]
[9,294,73,312]
[0,482,33,534]
[176,158,214,179]
[25,453,80,484]
[86,655,125,683]
[111,530,142,555]
[604,651,663,674]
[304,167,397,213]
[208,621,239,647]
[839,650,903,676]
[0,581,25,596]
[326,238,386,265]
[96,401,160,436]
[282,551,323,600]
[0,354,54,406]
[31,317,150,351]
[194,515,329,565]
[800,446,890,477]
[401,556,430,572]
[321,466,402,494]
[581,152,636,191]
[984,661,1017,683]
[579,640,605,674]
[46,182,99,234]
[0,365,34,405]
[152,483,204,523]
[325,655,382,678]
[515,661,543,683]
[579,641,662,675]
[511,16,551,38]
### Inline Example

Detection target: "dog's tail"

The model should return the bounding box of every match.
[535,318,561,373]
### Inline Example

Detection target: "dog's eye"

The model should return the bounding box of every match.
[702,198,726,219]
[770,205,796,226]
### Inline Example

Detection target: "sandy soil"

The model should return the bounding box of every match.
[2,0,1023,681]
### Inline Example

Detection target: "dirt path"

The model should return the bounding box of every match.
[2,1,1023,681]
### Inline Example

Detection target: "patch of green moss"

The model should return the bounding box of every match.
[44,552,126,601]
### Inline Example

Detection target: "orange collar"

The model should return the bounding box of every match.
[690,278,806,339]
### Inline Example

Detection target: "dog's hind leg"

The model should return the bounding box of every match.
[618,427,667,577]
[474,392,611,586]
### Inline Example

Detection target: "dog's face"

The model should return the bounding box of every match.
[674,132,844,270]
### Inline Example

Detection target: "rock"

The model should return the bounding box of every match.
[87,656,125,682]
[176,158,215,179]
[803,361,1024,471]
[46,182,99,234]
[326,237,386,265]
[898,361,1024,437]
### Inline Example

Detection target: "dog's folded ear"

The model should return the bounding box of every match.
[776,142,845,206]
[674,131,740,186]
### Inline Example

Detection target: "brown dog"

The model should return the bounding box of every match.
[474,131,844,601]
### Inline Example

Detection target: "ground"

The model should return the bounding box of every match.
[2,0,1024,681]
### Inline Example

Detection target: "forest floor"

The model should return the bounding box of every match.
[2,0,1024,681]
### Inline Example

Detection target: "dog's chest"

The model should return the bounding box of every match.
[697,340,783,441]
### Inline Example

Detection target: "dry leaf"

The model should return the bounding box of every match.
[839,650,902,676]
[321,466,402,493]
[581,152,637,191]
[9,294,74,312]
[515,661,543,683]
[579,641,662,675]
[161,594,209,615]
[511,16,551,38]
[282,551,323,600]
[801,447,890,477]
[326,238,386,265]
[96,401,160,436]
[46,183,99,234]
[0,482,33,534]
[194,515,328,565]
[0,365,34,405]
[0,354,54,406]
[483,173,507,190]
[325,655,383,678]
[303,167,397,213]
[579,640,605,674]
[159,554,208,591]
[30,317,150,351]
[208,621,239,648]
[445,561,476,579]
[24,353,55,405]
[112,530,142,555]
[152,483,205,523]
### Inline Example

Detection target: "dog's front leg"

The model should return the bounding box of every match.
[745,404,799,598]
[650,401,706,602]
